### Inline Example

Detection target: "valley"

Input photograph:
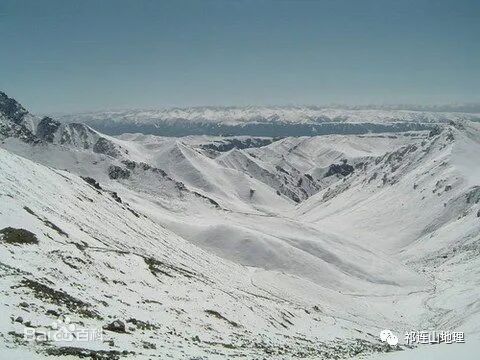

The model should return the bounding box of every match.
[1,91,479,359]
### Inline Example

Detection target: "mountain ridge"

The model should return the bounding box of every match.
[1,91,479,359]
[53,106,480,137]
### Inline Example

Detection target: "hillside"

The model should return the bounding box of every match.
[1,92,479,359]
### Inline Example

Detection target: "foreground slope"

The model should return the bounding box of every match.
[0,147,422,359]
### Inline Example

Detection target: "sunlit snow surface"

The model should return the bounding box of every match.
[1,101,480,358]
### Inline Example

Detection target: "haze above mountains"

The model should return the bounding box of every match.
[1,90,479,359]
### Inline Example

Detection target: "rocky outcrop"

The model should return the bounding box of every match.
[0,227,38,245]
[93,137,121,157]
[0,92,37,142]
[0,91,28,124]
[108,165,131,180]
[199,137,276,152]
[324,160,354,178]
[103,319,127,333]
[36,116,61,142]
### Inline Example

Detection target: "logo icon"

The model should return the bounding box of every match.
[51,316,76,342]
[24,314,102,343]
[380,329,398,346]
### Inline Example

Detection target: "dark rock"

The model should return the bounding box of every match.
[110,192,122,203]
[0,227,38,245]
[14,316,23,323]
[18,279,100,319]
[45,346,131,359]
[382,173,388,185]
[81,176,103,190]
[275,165,290,175]
[142,341,157,350]
[324,162,354,178]
[204,310,240,328]
[428,126,442,138]
[108,165,130,180]
[127,318,159,330]
[140,163,152,171]
[466,187,480,204]
[103,320,126,333]
[93,137,120,158]
[0,91,29,124]
[192,191,220,208]
[175,181,187,191]
[46,309,60,317]
[121,160,137,170]
[192,335,201,342]
[127,207,139,217]
[36,116,60,142]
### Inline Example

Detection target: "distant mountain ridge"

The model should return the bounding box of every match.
[55,106,479,137]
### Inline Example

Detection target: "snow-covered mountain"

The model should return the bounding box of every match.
[57,106,480,125]
[1,92,480,359]
[0,92,126,158]
[56,106,480,137]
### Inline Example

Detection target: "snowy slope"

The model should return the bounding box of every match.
[297,121,480,338]
[0,146,423,360]
[2,92,480,359]
[134,139,294,211]
[247,133,425,173]
[297,122,480,253]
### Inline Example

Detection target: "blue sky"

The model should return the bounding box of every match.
[1,0,479,112]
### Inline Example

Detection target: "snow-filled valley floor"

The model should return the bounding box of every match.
[1,92,480,359]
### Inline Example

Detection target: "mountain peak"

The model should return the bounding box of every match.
[0,91,29,124]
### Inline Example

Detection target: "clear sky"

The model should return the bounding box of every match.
[1,0,479,113]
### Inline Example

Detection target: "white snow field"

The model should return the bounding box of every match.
[1,91,479,359]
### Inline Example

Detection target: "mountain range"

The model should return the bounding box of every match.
[1,91,479,359]
[55,106,480,137]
